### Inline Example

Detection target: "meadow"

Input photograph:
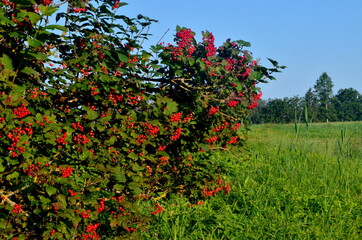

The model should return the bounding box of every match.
[142,122,362,239]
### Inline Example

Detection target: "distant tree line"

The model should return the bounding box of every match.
[252,72,362,124]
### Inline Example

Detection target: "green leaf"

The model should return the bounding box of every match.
[99,74,110,82]
[28,52,47,61]
[100,114,112,124]
[131,163,143,171]
[46,185,57,196]
[128,151,138,160]
[22,150,33,159]
[55,194,67,209]
[21,67,38,75]
[129,182,142,195]
[268,58,286,69]
[200,144,211,151]
[27,37,43,48]
[105,136,116,146]
[26,11,42,24]
[117,53,128,62]
[164,101,178,114]
[114,166,126,183]
[43,24,68,32]
[40,196,51,206]
[0,17,10,27]
[4,109,14,121]
[236,40,251,47]
[6,171,19,180]
[56,222,68,233]
[39,5,58,16]
[35,113,43,122]
[118,2,128,7]
[85,109,98,120]
[113,184,124,191]
[188,57,195,66]
[12,84,26,96]
[0,54,13,70]
[249,71,263,81]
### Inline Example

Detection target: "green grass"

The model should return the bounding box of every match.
[142,122,362,239]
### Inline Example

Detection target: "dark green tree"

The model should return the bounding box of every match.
[304,87,319,122]
[289,96,304,122]
[250,99,267,123]
[252,97,303,124]
[313,72,334,122]
[266,98,289,123]
[333,88,362,121]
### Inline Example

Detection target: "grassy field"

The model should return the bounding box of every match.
[142,122,362,239]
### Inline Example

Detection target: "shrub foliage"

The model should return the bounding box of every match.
[0,0,282,239]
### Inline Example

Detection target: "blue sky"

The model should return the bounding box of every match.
[123,0,362,99]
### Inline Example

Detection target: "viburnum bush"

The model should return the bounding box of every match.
[0,0,284,239]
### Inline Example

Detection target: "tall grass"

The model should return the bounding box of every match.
[142,122,362,239]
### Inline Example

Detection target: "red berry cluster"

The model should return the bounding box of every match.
[90,82,99,96]
[157,145,166,151]
[128,56,138,64]
[82,223,100,240]
[151,202,163,215]
[247,102,258,109]
[205,136,218,143]
[71,7,87,13]
[7,126,33,157]
[146,165,153,175]
[169,28,195,58]
[12,204,23,213]
[183,113,193,123]
[253,91,263,101]
[77,209,91,218]
[241,67,252,78]
[39,0,52,6]
[212,121,229,132]
[170,112,182,122]
[144,123,160,136]
[203,179,230,197]
[231,122,241,131]
[97,198,105,213]
[158,156,169,165]
[126,92,144,105]
[109,91,124,105]
[28,87,47,99]
[135,134,147,145]
[227,136,239,144]
[202,32,216,57]
[68,189,77,196]
[125,227,136,233]
[58,166,73,178]
[56,130,67,148]
[112,0,121,9]
[171,128,182,140]
[225,57,237,71]
[73,133,90,145]
[1,0,15,9]
[36,115,52,126]
[79,66,91,76]
[208,106,220,115]
[72,122,84,131]
[23,162,44,177]
[13,104,31,118]
[227,100,239,107]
